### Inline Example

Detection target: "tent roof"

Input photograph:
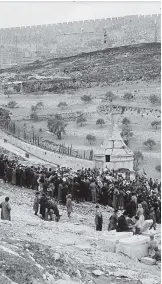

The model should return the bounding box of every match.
[95,119,134,157]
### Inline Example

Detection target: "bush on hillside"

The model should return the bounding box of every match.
[149,94,161,105]
[47,114,67,140]
[134,151,144,163]
[81,94,92,103]
[104,91,116,102]
[86,134,96,145]
[122,117,131,125]
[155,165,161,172]
[121,124,133,146]
[57,102,68,109]
[96,118,105,127]
[143,138,156,150]
[123,92,133,101]
[30,112,38,121]
[7,101,17,108]
[151,120,161,129]
[76,116,87,127]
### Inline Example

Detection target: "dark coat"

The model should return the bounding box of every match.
[117,215,129,232]
[126,200,137,218]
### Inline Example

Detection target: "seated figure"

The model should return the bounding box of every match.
[148,235,158,257]
[108,209,118,231]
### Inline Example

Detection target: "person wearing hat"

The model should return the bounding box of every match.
[95,205,103,231]
[66,194,73,218]
[116,211,133,232]
[108,209,118,231]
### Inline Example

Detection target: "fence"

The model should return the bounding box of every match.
[4,121,94,161]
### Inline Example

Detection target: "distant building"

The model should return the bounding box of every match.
[94,113,134,171]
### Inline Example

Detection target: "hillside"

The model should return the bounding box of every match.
[1,43,161,93]
[0,42,161,179]
[0,182,161,284]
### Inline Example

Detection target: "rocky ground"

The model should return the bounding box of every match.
[0,181,161,284]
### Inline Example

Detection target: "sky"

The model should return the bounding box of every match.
[0,1,161,28]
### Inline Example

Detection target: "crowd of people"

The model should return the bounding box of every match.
[0,153,161,263]
[0,153,160,223]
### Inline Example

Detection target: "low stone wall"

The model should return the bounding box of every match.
[3,132,94,170]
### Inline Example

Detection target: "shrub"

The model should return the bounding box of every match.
[143,138,156,150]
[7,101,17,108]
[86,134,96,145]
[151,120,161,129]
[155,165,161,172]
[122,117,131,125]
[76,116,87,127]
[57,102,68,109]
[149,94,161,105]
[47,114,67,140]
[96,118,105,127]
[134,151,144,163]
[30,112,38,121]
[104,91,116,102]
[81,95,92,103]
[123,92,133,101]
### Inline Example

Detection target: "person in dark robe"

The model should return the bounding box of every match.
[0,197,11,221]
[74,180,80,203]
[39,193,47,219]
[117,211,132,232]
[108,209,118,231]
[126,197,137,218]
[16,166,23,187]
[0,157,5,179]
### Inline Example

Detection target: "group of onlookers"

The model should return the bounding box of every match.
[0,153,161,264]
[0,153,161,226]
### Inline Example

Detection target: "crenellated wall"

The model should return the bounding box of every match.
[0,14,161,66]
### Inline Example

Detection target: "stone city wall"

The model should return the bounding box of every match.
[0,14,161,65]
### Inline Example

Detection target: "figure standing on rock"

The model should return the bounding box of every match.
[0,197,11,221]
